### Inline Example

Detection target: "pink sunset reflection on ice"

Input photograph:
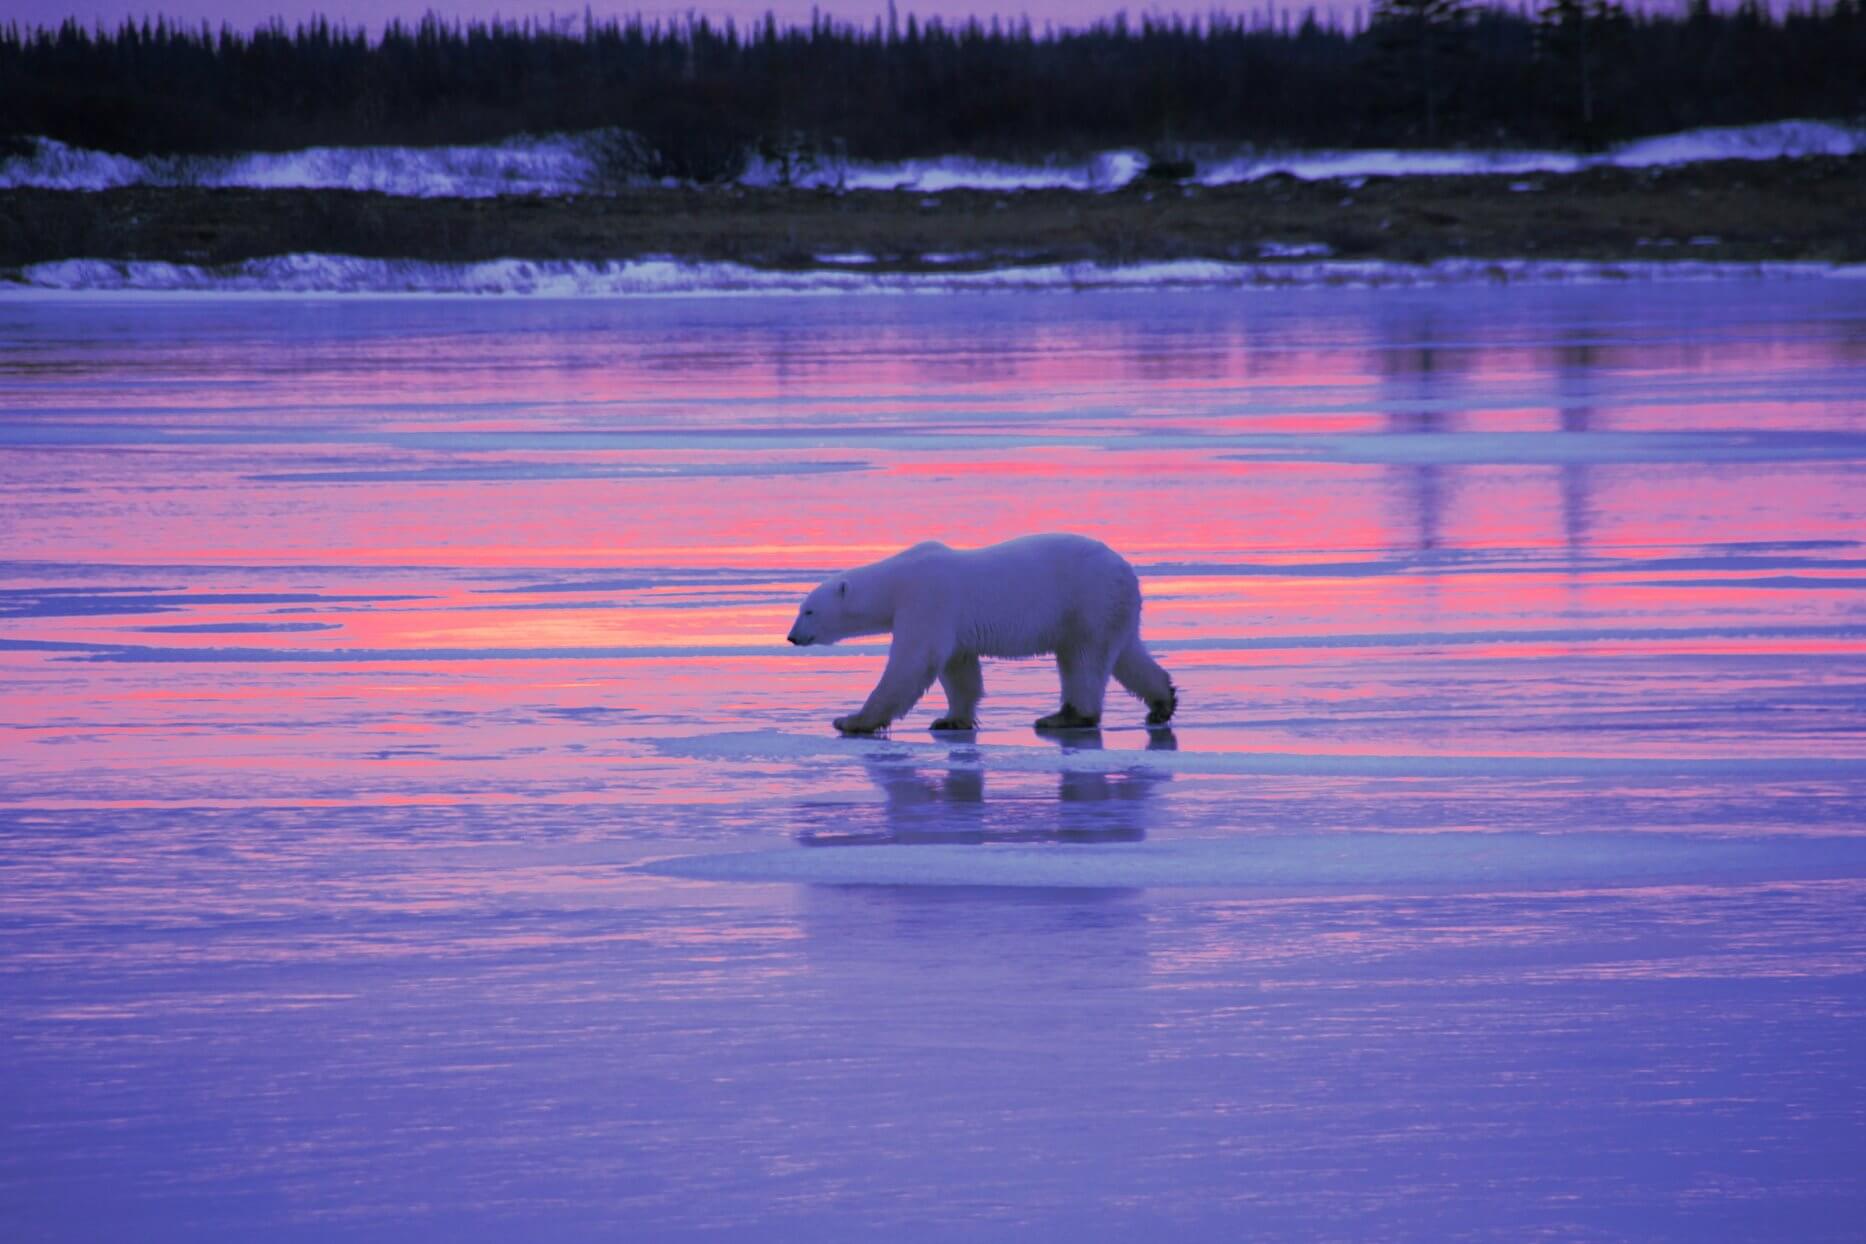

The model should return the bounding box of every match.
[2,286,1864,817]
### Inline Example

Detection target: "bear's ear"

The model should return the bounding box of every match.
[838,581,847,598]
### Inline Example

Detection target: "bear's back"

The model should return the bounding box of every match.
[943,534,1139,657]
[960,534,1128,585]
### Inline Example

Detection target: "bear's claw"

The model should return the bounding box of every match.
[928,717,977,732]
[1146,687,1178,726]
[834,716,884,735]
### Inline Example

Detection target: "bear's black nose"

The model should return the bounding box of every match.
[788,633,805,646]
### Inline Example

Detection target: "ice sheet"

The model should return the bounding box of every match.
[4,283,1865,1240]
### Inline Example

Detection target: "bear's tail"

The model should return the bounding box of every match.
[1113,639,1176,724]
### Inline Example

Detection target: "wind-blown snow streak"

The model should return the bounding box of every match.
[8,253,1861,296]
[2,120,1859,196]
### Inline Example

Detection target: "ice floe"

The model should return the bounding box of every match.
[6,253,1860,296]
[3,120,1859,197]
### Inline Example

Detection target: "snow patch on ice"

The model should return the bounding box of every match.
[642,831,1866,890]
[8,253,1860,296]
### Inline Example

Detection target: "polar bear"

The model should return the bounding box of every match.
[786,534,1177,734]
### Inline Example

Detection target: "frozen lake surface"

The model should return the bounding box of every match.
[2,283,1864,1240]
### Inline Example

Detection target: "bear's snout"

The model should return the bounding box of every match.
[787,628,810,646]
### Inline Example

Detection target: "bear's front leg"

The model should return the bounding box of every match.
[929,652,982,731]
[834,628,944,735]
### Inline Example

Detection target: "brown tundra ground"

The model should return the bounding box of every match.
[2,155,1861,273]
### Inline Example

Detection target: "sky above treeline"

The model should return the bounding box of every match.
[5,1,1728,37]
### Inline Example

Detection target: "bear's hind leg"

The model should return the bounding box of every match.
[1038,642,1115,729]
[1114,638,1177,725]
[930,652,983,731]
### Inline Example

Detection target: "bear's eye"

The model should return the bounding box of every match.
[803,608,814,616]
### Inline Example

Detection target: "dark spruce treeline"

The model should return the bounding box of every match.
[2,2,1862,178]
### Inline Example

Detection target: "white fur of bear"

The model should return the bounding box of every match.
[786,533,1177,734]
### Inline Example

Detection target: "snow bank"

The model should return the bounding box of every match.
[642,831,1866,890]
[0,133,605,198]
[7,253,1858,296]
[1610,119,1866,167]
[3,120,1858,197]
[745,148,1147,192]
[1197,147,1584,184]
[1195,119,1865,185]
[0,139,149,191]
[197,134,601,197]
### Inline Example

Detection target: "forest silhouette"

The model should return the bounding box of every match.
[3,2,1863,180]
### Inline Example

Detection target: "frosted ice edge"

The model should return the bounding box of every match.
[641,832,1866,889]
[7,254,1860,296]
[648,730,1865,780]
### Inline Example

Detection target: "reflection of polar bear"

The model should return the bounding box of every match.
[786,534,1177,734]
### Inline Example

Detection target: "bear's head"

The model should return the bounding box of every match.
[787,570,890,646]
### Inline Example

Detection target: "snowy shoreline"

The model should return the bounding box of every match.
[6,253,1863,297]
[4,119,1862,198]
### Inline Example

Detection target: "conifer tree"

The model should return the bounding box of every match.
[1370,0,1470,143]
[1537,0,1629,146]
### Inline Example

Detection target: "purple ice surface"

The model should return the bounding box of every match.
[1,280,1864,1241]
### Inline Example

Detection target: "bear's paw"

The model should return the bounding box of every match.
[1034,705,1100,731]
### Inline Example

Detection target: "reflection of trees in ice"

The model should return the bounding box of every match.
[1376,322,1467,566]
[799,729,1177,846]
[1375,320,1611,575]
[1551,334,1602,563]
